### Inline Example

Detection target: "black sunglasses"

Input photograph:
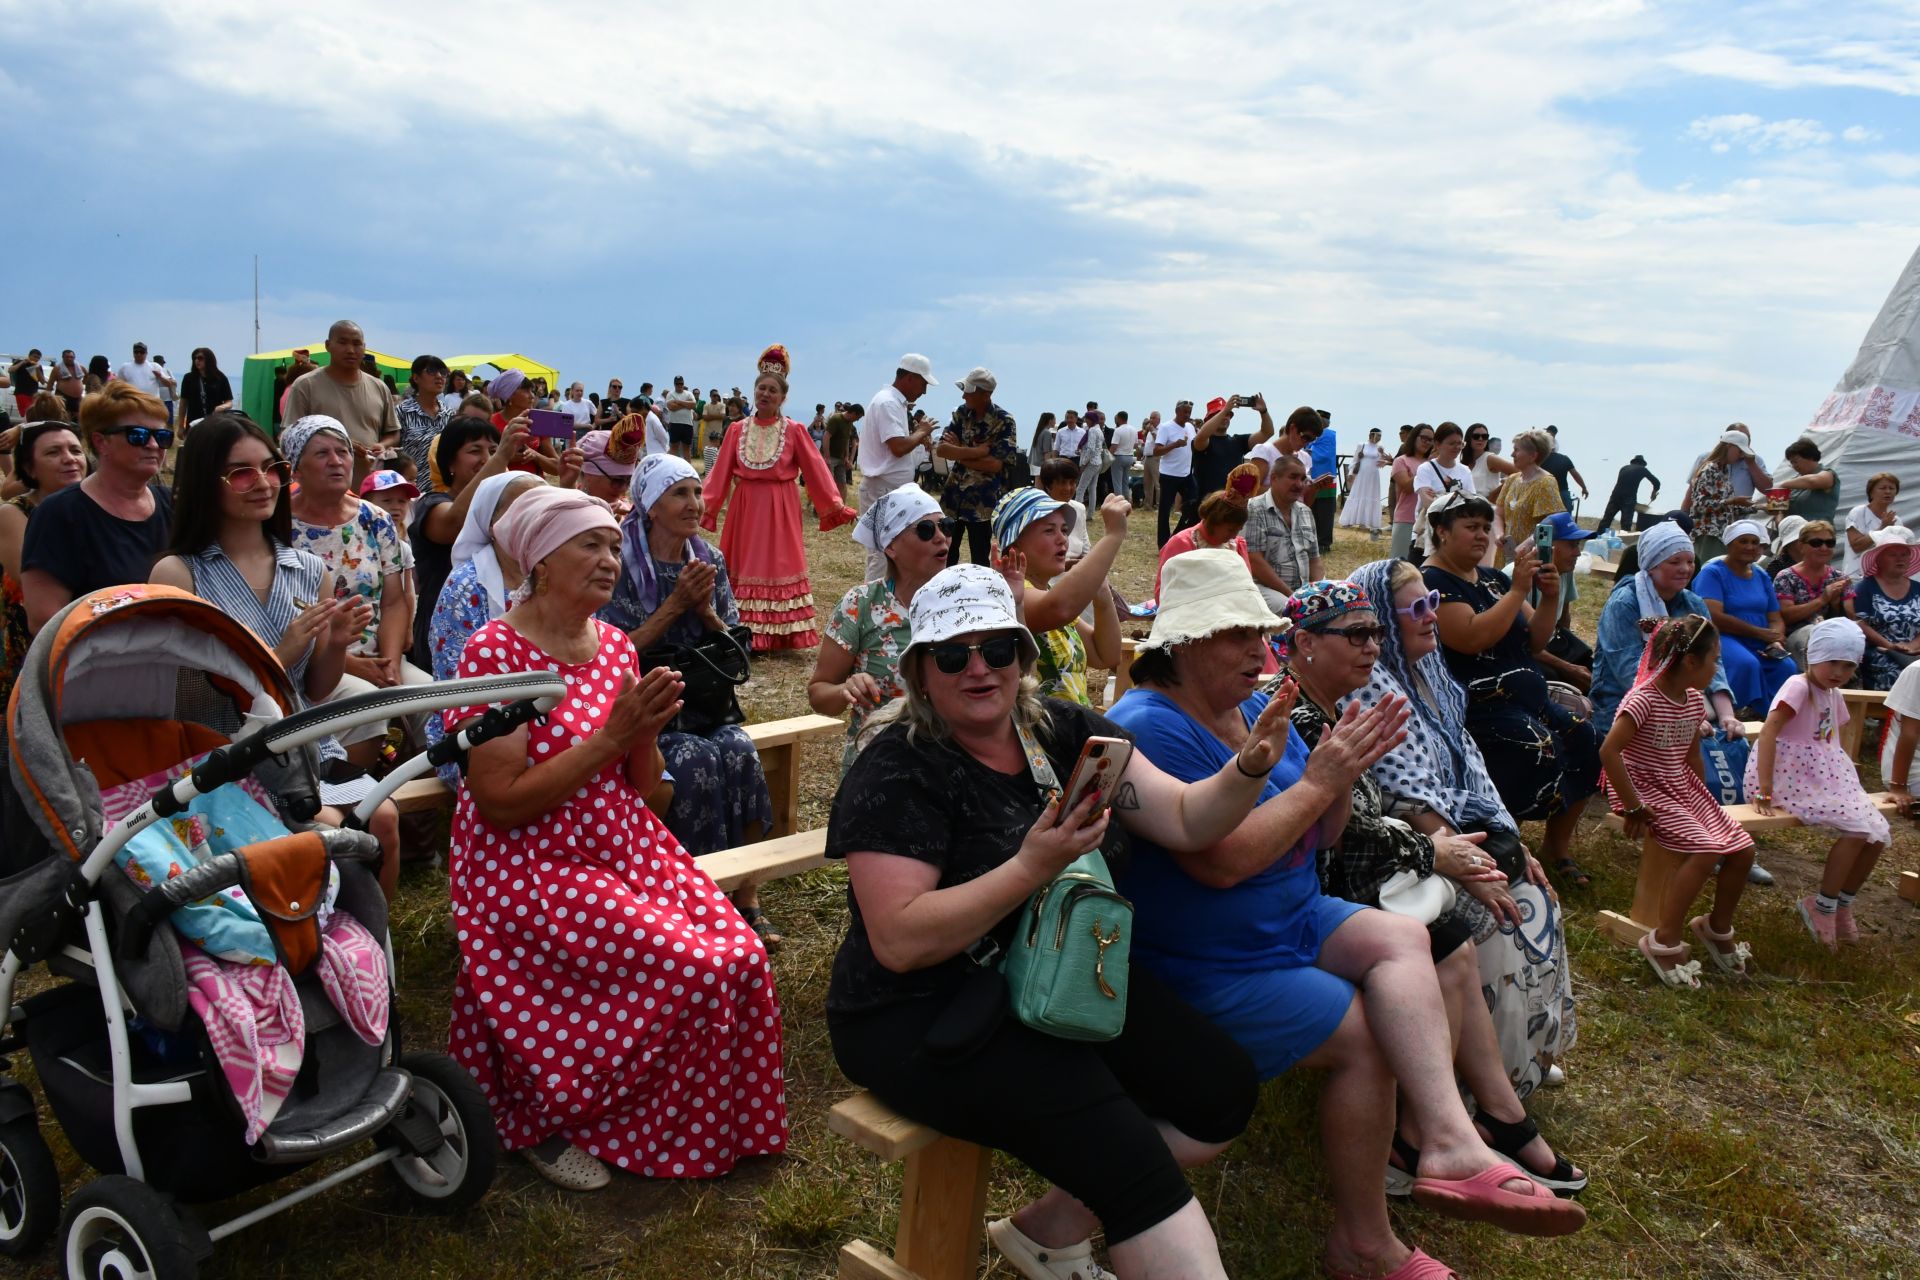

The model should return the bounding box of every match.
[927,636,1021,674]
[912,518,960,542]
[1320,624,1389,647]
[1802,537,1836,548]
[104,425,174,448]
[1468,432,1489,440]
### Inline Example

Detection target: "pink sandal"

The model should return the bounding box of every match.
[1411,1162,1589,1237]
[1637,931,1702,989]
[1689,915,1753,976]
[1324,1247,1459,1280]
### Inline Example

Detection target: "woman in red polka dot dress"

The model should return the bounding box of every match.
[445,485,786,1190]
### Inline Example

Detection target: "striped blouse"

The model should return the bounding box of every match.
[187,540,328,690]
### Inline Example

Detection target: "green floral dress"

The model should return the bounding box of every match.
[823,579,913,770]
[1034,623,1090,706]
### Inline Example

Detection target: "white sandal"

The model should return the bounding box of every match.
[1637,931,1702,989]
[987,1217,1117,1280]
[523,1142,611,1191]
[1689,915,1753,977]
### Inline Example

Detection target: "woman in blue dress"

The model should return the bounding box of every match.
[1693,519,1795,714]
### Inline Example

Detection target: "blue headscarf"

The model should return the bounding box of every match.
[1343,558,1515,833]
[605,455,719,628]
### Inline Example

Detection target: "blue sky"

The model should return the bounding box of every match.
[5,0,1919,495]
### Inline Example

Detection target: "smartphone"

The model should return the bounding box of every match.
[1056,736,1135,821]
[527,408,575,439]
[1533,522,1555,556]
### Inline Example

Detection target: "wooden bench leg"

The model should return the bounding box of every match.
[894,1135,991,1280]
[1899,871,1920,905]
[760,742,799,839]
[1597,836,1686,945]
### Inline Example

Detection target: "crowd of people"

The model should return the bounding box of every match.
[2,331,1914,1280]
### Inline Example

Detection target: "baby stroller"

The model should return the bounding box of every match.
[0,586,566,1278]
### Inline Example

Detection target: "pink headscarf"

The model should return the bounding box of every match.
[491,486,617,603]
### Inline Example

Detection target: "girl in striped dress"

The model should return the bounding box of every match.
[1598,615,1757,989]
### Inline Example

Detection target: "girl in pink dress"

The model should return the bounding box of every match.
[445,486,786,1190]
[1746,617,1890,948]
[1599,614,1758,989]
[700,344,856,651]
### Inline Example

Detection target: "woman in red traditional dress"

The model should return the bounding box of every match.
[700,344,856,651]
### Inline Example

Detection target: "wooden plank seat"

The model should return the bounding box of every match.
[386,712,844,837]
[698,828,829,892]
[1735,688,1886,760]
[1595,793,1904,944]
[829,1091,991,1280]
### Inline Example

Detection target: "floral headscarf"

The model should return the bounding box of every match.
[1277,579,1371,660]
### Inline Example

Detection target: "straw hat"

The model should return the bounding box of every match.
[1138,549,1285,652]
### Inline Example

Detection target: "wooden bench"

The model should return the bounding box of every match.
[390,712,844,838]
[1736,689,1887,760]
[1595,794,1904,944]
[1900,871,1920,905]
[1111,636,1141,699]
[829,1091,990,1280]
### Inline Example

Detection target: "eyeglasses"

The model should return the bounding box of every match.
[221,460,292,492]
[1802,538,1835,548]
[104,425,174,448]
[1468,433,1488,441]
[1395,589,1443,622]
[926,636,1021,674]
[912,518,960,542]
[1319,624,1389,647]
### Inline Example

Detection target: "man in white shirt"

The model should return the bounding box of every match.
[1109,411,1139,506]
[560,382,595,434]
[856,354,938,578]
[1151,400,1199,547]
[644,407,671,457]
[663,376,698,460]
[116,341,170,400]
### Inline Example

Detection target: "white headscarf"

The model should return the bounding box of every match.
[1806,617,1866,667]
[281,415,350,470]
[453,473,542,614]
[1632,521,1693,620]
[852,482,941,553]
[634,453,698,514]
[1723,519,1768,547]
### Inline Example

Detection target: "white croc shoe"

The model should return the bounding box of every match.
[523,1143,611,1192]
[987,1218,1117,1280]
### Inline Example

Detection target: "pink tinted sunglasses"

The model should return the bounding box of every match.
[1396,589,1442,623]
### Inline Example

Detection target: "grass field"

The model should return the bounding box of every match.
[11,497,1920,1279]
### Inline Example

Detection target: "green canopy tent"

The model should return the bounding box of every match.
[241,345,410,434]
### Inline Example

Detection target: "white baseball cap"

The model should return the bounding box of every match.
[956,366,996,394]
[898,353,938,386]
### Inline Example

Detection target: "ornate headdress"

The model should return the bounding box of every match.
[606,411,645,465]
[757,344,792,383]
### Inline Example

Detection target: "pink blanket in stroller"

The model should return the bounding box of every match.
[181,911,390,1143]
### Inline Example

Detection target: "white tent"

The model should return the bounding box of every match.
[1785,241,1920,525]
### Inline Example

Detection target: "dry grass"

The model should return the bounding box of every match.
[11,501,1920,1279]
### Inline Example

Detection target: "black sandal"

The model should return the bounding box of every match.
[1553,857,1592,890]
[1385,1129,1420,1198]
[1474,1111,1587,1196]
[739,905,784,950]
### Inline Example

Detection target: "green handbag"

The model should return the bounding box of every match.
[998,720,1134,1043]
[1004,849,1133,1042]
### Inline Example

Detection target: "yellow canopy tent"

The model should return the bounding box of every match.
[445,354,561,393]
[241,344,411,433]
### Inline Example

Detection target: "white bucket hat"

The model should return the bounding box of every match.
[1772,515,1807,556]
[904,564,1038,666]
[1139,549,1285,652]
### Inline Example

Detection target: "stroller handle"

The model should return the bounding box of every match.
[153,672,568,819]
[119,828,381,961]
[428,694,559,768]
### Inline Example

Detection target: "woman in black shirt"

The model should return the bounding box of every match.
[827,563,1289,1280]
[180,347,235,425]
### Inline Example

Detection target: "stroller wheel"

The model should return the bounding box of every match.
[0,1115,60,1256]
[61,1176,201,1280]
[386,1051,499,1214]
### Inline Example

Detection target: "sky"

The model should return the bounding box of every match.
[6,0,1920,499]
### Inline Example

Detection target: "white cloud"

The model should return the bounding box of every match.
[1843,125,1882,143]
[12,0,1920,491]
[1686,113,1833,153]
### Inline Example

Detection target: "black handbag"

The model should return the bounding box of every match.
[1464,822,1527,881]
[639,624,754,736]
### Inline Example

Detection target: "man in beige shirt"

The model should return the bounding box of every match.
[282,320,401,460]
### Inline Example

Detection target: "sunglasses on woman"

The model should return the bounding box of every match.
[221,460,292,492]
[1320,624,1389,647]
[1396,588,1443,622]
[1802,537,1835,548]
[926,636,1021,674]
[105,424,175,449]
[912,518,960,541]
